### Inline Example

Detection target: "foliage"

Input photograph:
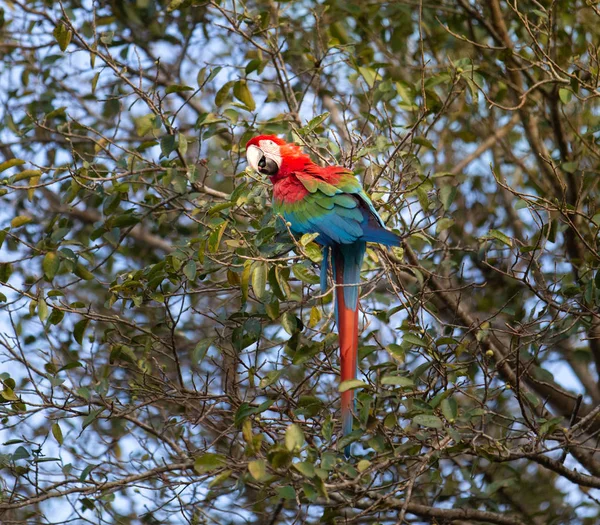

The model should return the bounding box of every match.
[1,0,600,524]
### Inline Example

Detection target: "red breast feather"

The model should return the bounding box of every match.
[273,175,309,203]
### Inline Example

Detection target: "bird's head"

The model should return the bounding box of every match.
[246,135,310,180]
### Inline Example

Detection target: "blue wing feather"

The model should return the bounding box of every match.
[276,170,401,306]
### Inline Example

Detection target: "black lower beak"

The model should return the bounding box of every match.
[258,157,279,176]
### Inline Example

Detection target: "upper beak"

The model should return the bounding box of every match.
[246,145,263,172]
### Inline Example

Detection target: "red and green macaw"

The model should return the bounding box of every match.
[246,135,401,455]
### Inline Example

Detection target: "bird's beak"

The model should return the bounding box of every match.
[246,145,263,172]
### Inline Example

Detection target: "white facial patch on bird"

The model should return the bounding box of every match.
[246,140,282,175]
[258,140,282,169]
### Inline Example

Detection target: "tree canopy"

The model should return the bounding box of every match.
[1,0,600,523]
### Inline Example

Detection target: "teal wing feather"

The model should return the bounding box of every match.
[278,172,366,245]
[274,168,401,305]
[290,169,399,247]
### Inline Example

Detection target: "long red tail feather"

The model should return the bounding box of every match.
[335,255,359,456]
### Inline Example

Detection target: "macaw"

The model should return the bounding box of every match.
[246,135,401,455]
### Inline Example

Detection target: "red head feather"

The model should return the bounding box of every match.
[246,135,286,148]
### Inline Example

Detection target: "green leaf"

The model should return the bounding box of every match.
[338,429,362,450]
[82,409,103,430]
[208,201,233,217]
[178,133,188,156]
[304,243,323,263]
[277,485,296,500]
[339,379,368,392]
[74,264,94,280]
[109,213,141,229]
[59,361,83,372]
[80,498,95,511]
[559,88,572,104]
[259,369,282,388]
[11,215,32,228]
[293,461,315,478]
[387,343,405,362]
[285,423,305,452]
[38,298,49,322]
[52,423,64,445]
[281,312,298,335]
[91,71,100,94]
[43,252,60,280]
[265,301,279,320]
[0,263,12,283]
[135,113,158,137]
[402,333,428,348]
[245,58,264,75]
[208,469,232,488]
[208,221,228,253]
[0,158,25,173]
[381,375,414,388]
[487,478,517,495]
[109,344,136,364]
[524,392,540,408]
[1,385,18,401]
[252,263,268,301]
[13,169,41,182]
[248,459,268,481]
[357,459,371,473]
[183,260,197,281]
[79,463,97,481]
[439,185,456,211]
[300,113,329,134]
[413,136,436,150]
[292,264,320,285]
[194,453,226,474]
[309,306,321,328]
[53,23,72,52]
[300,232,320,246]
[295,395,323,418]
[234,400,274,427]
[241,261,251,304]
[161,135,176,157]
[198,66,221,87]
[166,84,194,94]
[412,414,443,429]
[215,81,234,106]
[486,229,513,247]
[233,80,256,111]
[167,0,187,12]
[358,66,377,88]
[192,338,214,364]
[73,318,90,345]
[514,199,528,210]
[539,416,563,436]
[435,217,454,234]
[274,266,290,298]
[441,398,457,421]
[12,446,30,461]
